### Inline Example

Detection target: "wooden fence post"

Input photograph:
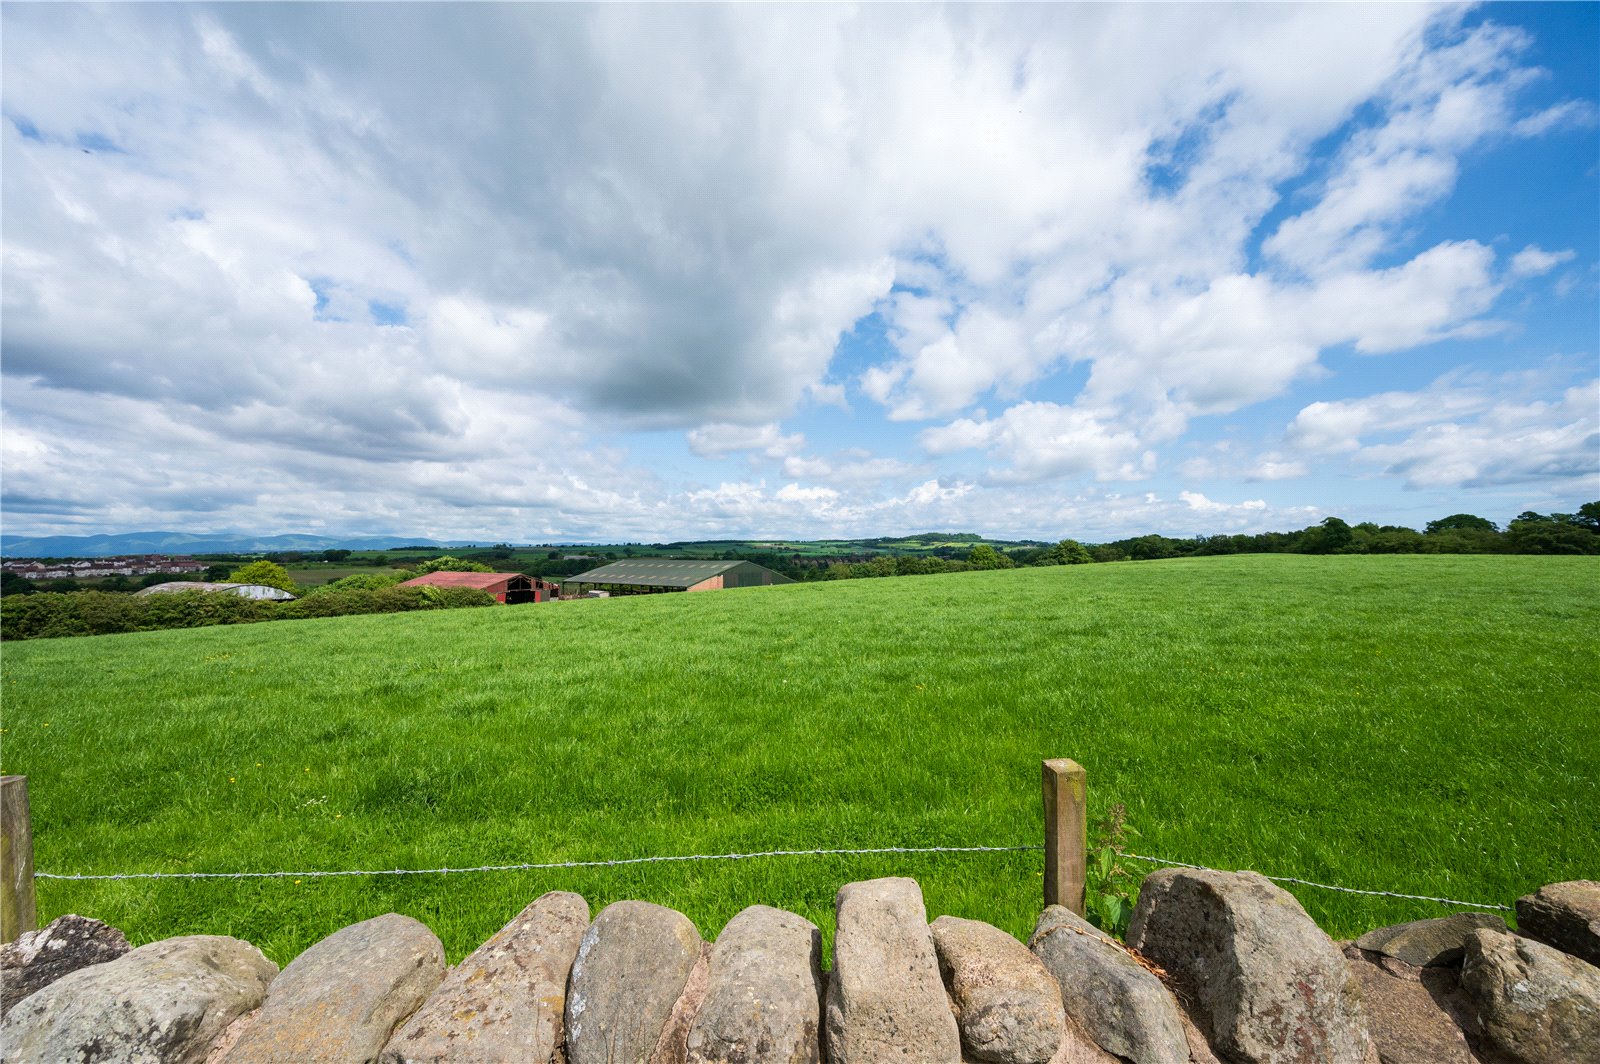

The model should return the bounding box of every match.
[2,775,36,944]
[1042,758,1086,916]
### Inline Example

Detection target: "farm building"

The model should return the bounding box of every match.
[565,558,793,595]
[396,571,556,604]
[135,582,296,601]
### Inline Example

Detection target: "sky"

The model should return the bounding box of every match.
[2,2,1596,544]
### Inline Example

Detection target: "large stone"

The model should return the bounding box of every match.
[381,891,590,1063]
[1460,926,1600,1064]
[824,877,960,1063]
[1052,1018,1123,1064]
[222,912,445,1063]
[1340,945,1479,1064]
[0,913,131,1019]
[1353,912,1507,968]
[1127,868,1371,1064]
[1028,905,1189,1064]
[931,915,1063,1064]
[653,941,711,1064]
[565,899,705,1064]
[2,934,275,1064]
[685,904,824,1064]
[1515,880,1600,968]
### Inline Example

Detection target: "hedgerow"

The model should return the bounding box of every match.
[0,585,495,642]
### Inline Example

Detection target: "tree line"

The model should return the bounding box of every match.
[713,504,1600,583]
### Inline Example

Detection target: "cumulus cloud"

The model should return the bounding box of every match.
[1510,245,1576,278]
[920,402,1160,483]
[1,4,1591,539]
[1180,491,1268,515]
[1287,377,1599,490]
[687,423,805,460]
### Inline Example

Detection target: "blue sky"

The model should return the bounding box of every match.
[2,2,1595,543]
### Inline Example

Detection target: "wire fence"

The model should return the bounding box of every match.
[34,842,1513,912]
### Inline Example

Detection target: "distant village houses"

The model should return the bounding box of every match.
[0,554,208,580]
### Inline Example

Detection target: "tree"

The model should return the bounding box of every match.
[225,560,298,592]
[321,549,352,562]
[411,555,493,575]
[1575,502,1600,533]
[1303,517,1353,554]
[1046,539,1094,565]
[966,544,1004,569]
[1425,513,1497,535]
[0,571,36,597]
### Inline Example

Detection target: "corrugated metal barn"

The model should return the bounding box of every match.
[396,571,557,603]
[134,581,297,601]
[565,559,793,595]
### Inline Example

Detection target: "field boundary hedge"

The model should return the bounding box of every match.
[0,585,495,642]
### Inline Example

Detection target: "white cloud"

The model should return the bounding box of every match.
[1248,456,1310,482]
[1510,245,1576,278]
[920,402,1161,484]
[1513,99,1600,137]
[1,4,1590,539]
[1287,379,1492,454]
[780,454,916,486]
[1288,377,1599,491]
[686,423,805,460]
[1264,19,1540,276]
[775,483,840,505]
[1180,491,1268,515]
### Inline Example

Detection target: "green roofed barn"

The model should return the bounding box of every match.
[565,558,793,595]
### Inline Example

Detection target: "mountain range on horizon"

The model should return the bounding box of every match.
[0,531,482,559]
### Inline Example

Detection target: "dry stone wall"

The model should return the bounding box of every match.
[2,873,1597,1064]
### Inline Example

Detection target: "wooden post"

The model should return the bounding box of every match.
[2,775,36,943]
[1042,758,1086,915]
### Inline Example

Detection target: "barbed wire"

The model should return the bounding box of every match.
[1122,852,1513,912]
[32,844,1041,881]
[36,843,1514,911]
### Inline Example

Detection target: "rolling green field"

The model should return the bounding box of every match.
[1,555,1595,965]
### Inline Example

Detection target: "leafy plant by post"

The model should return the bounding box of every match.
[1085,802,1140,938]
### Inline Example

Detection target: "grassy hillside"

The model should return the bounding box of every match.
[2,555,1595,964]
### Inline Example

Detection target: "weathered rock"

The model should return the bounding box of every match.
[685,905,824,1064]
[222,912,445,1063]
[1354,912,1507,968]
[0,913,131,1019]
[1460,927,1600,1064]
[1516,880,1600,968]
[1028,905,1189,1064]
[564,899,705,1064]
[1127,868,1371,1064]
[931,915,1063,1064]
[2,934,275,1064]
[654,941,712,1064]
[824,877,960,1063]
[381,891,590,1063]
[1341,945,1480,1064]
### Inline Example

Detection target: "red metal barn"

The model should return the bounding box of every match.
[396,571,555,603]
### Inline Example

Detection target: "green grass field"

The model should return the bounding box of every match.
[2,555,1595,965]
[280,564,391,587]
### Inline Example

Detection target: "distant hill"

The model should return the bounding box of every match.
[0,531,473,558]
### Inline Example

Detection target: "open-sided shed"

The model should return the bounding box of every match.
[396,571,555,603]
[565,558,792,595]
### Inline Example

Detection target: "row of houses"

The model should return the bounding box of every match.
[2,555,208,580]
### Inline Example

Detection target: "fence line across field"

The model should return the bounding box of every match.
[26,844,1513,914]
[0,762,1514,944]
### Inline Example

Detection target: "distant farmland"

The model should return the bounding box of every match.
[1,555,1594,964]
